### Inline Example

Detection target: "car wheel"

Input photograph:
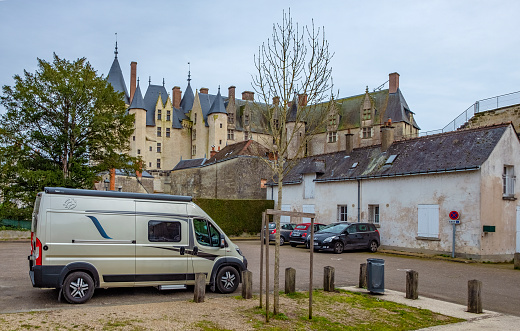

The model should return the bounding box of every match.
[216,266,239,294]
[62,271,95,304]
[290,243,297,247]
[279,236,285,246]
[333,241,344,254]
[369,240,378,253]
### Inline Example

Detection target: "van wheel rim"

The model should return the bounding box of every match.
[221,271,236,289]
[70,277,89,298]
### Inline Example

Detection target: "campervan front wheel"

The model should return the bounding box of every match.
[216,266,239,294]
[62,271,95,304]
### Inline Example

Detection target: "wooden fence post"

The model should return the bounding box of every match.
[260,212,265,308]
[406,270,418,300]
[285,267,296,294]
[323,266,335,292]
[194,273,205,303]
[467,279,482,313]
[514,253,520,270]
[359,263,367,288]
[242,270,252,299]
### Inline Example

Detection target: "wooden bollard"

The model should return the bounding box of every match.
[323,266,335,292]
[406,270,418,300]
[514,253,520,270]
[285,267,296,294]
[194,273,206,303]
[359,263,367,288]
[242,270,252,299]
[467,279,482,313]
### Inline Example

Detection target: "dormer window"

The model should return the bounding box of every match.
[363,108,371,120]
[244,114,250,126]
[228,113,234,124]
[157,109,162,120]
[166,110,171,121]
[362,127,371,138]
[327,131,337,143]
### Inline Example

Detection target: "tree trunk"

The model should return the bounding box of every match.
[274,169,283,314]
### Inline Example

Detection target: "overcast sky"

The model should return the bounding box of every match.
[1,0,519,132]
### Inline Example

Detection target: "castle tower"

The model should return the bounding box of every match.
[207,87,228,156]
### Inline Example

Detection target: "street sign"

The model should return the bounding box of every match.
[449,211,459,220]
[449,219,460,225]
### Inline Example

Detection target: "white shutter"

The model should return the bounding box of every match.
[281,205,290,224]
[418,204,439,238]
[303,204,315,223]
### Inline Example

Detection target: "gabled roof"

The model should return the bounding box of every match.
[208,88,227,115]
[144,84,169,126]
[205,140,269,165]
[172,158,206,171]
[107,57,130,104]
[385,88,420,129]
[128,83,145,110]
[275,124,511,185]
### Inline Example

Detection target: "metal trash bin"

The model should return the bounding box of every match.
[367,258,385,294]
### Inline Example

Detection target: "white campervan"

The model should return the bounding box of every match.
[28,187,248,304]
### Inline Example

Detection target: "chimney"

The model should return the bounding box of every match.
[298,93,308,106]
[200,87,209,94]
[389,72,400,94]
[273,96,280,105]
[345,133,354,154]
[172,86,182,109]
[130,61,137,103]
[210,146,217,158]
[381,119,394,151]
[242,91,254,101]
[228,86,236,101]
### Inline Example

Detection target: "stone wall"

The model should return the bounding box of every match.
[465,104,520,132]
[95,173,153,193]
[169,156,273,199]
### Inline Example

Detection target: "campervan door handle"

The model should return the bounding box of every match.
[180,247,185,255]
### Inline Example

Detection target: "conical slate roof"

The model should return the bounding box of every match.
[208,88,227,115]
[107,57,130,104]
[287,96,298,122]
[180,79,194,113]
[128,83,145,110]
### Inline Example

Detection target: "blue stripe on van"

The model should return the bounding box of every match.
[86,216,113,239]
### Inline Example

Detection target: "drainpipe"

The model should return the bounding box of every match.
[357,179,361,222]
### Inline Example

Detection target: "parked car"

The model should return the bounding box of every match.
[265,222,297,246]
[289,222,326,247]
[306,222,380,254]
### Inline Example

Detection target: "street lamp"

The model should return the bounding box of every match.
[103,178,110,191]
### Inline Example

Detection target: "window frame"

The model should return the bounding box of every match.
[157,127,162,137]
[148,220,181,242]
[368,204,379,225]
[157,109,162,121]
[327,131,337,143]
[337,205,348,222]
[503,165,516,198]
[166,128,171,138]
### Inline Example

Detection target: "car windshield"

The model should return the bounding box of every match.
[268,223,276,229]
[295,224,309,230]
[318,223,349,234]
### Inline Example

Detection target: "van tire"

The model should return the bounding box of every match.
[216,266,239,294]
[62,271,94,304]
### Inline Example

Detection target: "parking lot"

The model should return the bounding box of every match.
[1,240,519,316]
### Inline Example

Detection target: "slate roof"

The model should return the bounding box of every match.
[128,83,145,110]
[113,169,153,178]
[205,140,269,165]
[198,93,218,126]
[107,57,130,104]
[144,85,169,126]
[171,107,188,129]
[208,88,227,115]
[180,80,194,113]
[274,124,511,185]
[172,158,206,171]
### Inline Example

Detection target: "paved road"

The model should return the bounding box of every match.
[1,241,519,315]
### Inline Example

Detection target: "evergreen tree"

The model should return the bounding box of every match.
[0,54,138,220]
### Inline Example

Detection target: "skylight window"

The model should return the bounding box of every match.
[351,162,358,168]
[385,154,398,165]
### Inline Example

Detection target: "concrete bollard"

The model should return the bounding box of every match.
[359,263,367,288]
[242,270,252,299]
[194,273,206,303]
[285,267,296,294]
[323,266,335,292]
[467,279,482,313]
[406,270,418,300]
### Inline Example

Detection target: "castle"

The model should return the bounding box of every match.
[106,46,420,174]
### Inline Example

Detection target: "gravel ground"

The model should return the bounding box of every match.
[0,230,30,240]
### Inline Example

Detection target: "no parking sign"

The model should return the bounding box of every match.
[449,211,460,224]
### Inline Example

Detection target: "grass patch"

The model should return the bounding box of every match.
[245,290,463,330]
[102,318,143,330]
[192,320,231,331]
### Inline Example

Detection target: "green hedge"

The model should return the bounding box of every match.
[194,198,274,236]
[0,219,31,230]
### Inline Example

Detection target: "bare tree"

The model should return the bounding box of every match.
[252,9,335,314]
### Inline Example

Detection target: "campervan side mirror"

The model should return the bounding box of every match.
[220,235,225,248]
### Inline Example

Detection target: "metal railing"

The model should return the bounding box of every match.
[419,90,520,137]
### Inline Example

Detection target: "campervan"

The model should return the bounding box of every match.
[28,187,248,304]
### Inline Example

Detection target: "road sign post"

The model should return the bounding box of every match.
[449,211,460,258]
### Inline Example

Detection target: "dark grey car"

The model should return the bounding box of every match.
[266,222,297,246]
[307,222,380,254]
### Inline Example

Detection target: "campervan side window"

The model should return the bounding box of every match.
[148,221,181,242]
[193,218,220,247]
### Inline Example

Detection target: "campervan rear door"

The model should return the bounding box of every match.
[135,201,190,285]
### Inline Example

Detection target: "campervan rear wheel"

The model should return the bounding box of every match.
[62,271,94,304]
[216,266,239,294]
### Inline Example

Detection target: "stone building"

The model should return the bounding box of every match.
[106,46,420,179]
